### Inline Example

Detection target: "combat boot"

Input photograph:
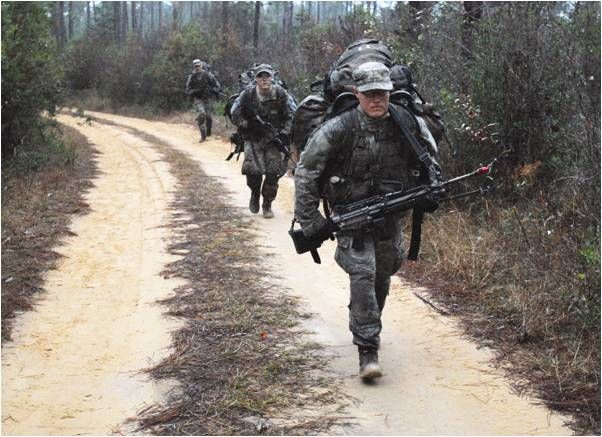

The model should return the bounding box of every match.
[249,190,260,214]
[358,345,382,381]
[262,201,274,219]
[199,126,207,143]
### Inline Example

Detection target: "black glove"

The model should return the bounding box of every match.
[416,192,439,213]
[314,218,337,241]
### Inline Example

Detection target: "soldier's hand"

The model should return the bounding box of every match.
[314,218,337,240]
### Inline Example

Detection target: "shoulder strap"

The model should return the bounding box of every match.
[388,104,439,261]
[388,104,440,184]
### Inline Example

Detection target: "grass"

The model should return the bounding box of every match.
[401,195,600,435]
[1,125,99,341]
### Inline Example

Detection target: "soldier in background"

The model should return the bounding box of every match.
[231,64,294,219]
[186,59,221,142]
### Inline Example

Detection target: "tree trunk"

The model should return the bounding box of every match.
[253,1,260,57]
[159,2,163,29]
[462,1,482,60]
[221,2,229,43]
[150,2,154,31]
[460,1,482,92]
[131,1,136,35]
[113,1,120,42]
[122,1,128,37]
[68,1,73,40]
[139,1,144,36]
[86,1,91,28]
[173,1,179,31]
[407,1,427,42]
[317,2,320,24]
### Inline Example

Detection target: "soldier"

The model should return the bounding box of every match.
[294,62,438,381]
[231,64,294,219]
[186,59,221,142]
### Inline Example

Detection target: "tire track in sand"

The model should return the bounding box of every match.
[1,115,182,435]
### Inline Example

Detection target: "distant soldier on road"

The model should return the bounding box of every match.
[294,62,439,381]
[231,64,294,219]
[186,59,221,142]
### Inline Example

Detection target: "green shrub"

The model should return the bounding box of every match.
[1,2,64,157]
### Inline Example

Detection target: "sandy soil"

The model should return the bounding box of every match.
[2,110,572,435]
[1,115,183,435]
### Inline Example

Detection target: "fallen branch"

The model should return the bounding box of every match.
[413,292,450,316]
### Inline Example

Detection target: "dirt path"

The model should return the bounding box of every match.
[81,111,571,435]
[2,111,571,435]
[2,115,182,435]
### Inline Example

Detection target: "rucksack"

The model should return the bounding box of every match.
[225,64,295,121]
[291,39,446,156]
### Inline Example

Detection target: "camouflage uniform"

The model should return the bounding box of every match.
[186,67,221,141]
[294,63,422,353]
[232,82,293,211]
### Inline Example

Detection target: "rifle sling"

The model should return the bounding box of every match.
[408,208,423,261]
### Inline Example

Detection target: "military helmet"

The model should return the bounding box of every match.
[192,59,202,67]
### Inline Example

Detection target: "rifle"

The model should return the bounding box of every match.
[253,114,292,159]
[289,159,498,264]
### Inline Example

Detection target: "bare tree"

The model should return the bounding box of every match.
[253,1,261,57]
[131,1,137,35]
[150,1,154,31]
[407,1,427,42]
[221,2,229,43]
[122,1,128,37]
[52,2,66,49]
[113,1,121,41]
[158,1,163,29]
[173,1,179,31]
[68,1,73,39]
[86,1,91,28]
[462,1,482,60]
[139,2,144,36]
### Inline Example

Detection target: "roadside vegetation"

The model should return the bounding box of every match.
[2,1,600,434]
[1,125,98,340]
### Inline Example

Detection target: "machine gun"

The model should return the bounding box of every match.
[253,115,292,159]
[289,159,498,264]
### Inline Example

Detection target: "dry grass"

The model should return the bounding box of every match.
[1,125,99,341]
[82,115,342,435]
[401,197,600,435]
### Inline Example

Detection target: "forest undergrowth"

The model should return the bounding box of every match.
[401,196,600,435]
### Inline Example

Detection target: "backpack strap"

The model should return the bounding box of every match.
[388,104,441,261]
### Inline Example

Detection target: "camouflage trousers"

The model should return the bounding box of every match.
[193,98,214,139]
[334,222,404,348]
[246,174,279,205]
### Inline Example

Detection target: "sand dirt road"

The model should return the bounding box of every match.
[1,111,571,435]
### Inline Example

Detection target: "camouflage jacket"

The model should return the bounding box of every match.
[186,70,221,100]
[294,104,421,237]
[232,84,294,141]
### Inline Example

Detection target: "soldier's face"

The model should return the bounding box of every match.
[256,73,273,92]
[194,64,202,72]
[355,88,390,118]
